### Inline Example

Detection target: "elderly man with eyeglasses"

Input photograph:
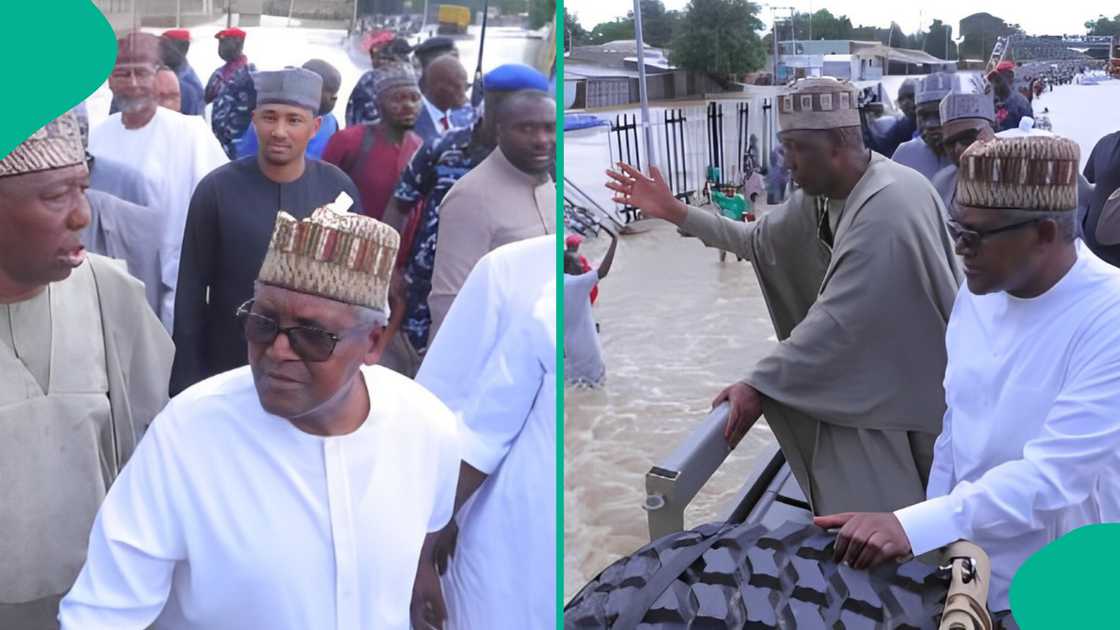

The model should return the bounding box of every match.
[816,135,1120,628]
[59,200,460,630]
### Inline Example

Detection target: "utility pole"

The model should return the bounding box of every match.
[227,0,232,28]
[632,0,656,170]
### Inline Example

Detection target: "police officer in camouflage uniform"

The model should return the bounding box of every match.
[210,64,256,158]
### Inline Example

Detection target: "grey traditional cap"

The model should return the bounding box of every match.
[253,68,323,114]
[917,72,955,105]
[939,91,995,124]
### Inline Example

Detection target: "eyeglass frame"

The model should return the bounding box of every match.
[944,217,1042,252]
[235,299,345,362]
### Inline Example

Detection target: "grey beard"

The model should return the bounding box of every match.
[116,96,153,114]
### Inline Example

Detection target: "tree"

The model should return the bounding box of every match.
[495,0,528,15]
[1086,14,1120,37]
[670,0,767,75]
[636,0,677,48]
[582,0,679,48]
[588,19,634,45]
[564,8,588,49]
[527,0,553,29]
[958,12,1019,60]
[921,19,957,60]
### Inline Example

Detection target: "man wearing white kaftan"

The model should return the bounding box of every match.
[60,200,460,630]
[90,33,227,329]
[59,366,459,630]
[417,235,557,629]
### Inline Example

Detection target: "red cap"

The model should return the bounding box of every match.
[162,29,191,42]
[215,27,247,40]
[986,61,1015,80]
[362,30,396,53]
[565,235,583,248]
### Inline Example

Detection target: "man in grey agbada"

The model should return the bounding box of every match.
[0,111,172,629]
[893,72,955,180]
[930,91,997,211]
[607,77,962,515]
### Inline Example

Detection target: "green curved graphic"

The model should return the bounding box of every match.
[0,1,116,159]
[1010,523,1120,627]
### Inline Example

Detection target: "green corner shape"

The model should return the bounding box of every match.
[0,1,117,160]
[1010,523,1120,628]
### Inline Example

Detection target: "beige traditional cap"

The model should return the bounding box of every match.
[956,136,1080,212]
[0,111,86,178]
[257,193,400,312]
[777,77,860,132]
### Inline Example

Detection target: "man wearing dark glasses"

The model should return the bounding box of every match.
[61,203,460,630]
[930,91,997,212]
[817,136,1120,626]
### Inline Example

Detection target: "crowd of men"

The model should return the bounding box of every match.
[608,70,1120,627]
[1,24,556,630]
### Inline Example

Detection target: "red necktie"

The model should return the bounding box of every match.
[440,115,450,131]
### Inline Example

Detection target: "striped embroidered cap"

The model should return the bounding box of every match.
[778,77,860,132]
[956,136,1080,212]
[0,112,86,178]
[257,193,400,313]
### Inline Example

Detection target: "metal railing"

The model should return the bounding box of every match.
[643,403,791,541]
[642,403,748,541]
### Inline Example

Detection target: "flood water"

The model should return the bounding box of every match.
[562,77,1120,601]
[562,216,781,600]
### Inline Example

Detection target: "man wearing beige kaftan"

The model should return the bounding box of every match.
[608,78,962,515]
[0,112,173,629]
[427,90,555,342]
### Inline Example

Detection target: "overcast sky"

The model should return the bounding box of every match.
[566,0,1118,40]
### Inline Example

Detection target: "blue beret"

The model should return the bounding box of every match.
[483,64,549,93]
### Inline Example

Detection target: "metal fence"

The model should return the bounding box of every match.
[588,94,777,226]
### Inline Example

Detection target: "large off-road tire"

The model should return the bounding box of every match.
[565,521,949,629]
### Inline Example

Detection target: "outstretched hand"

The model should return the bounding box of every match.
[605,163,686,224]
[813,512,912,570]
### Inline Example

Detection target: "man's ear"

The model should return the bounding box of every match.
[363,325,386,366]
[1036,218,1061,245]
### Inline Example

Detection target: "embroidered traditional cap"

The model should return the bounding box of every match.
[254,68,323,114]
[257,193,400,313]
[939,91,995,124]
[917,72,955,105]
[373,63,418,100]
[777,77,860,132]
[117,32,161,65]
[0,112,86,178]
[955,136,1080,212]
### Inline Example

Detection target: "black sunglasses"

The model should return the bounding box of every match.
[235,300,342,362]
[945,218,1041,251]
